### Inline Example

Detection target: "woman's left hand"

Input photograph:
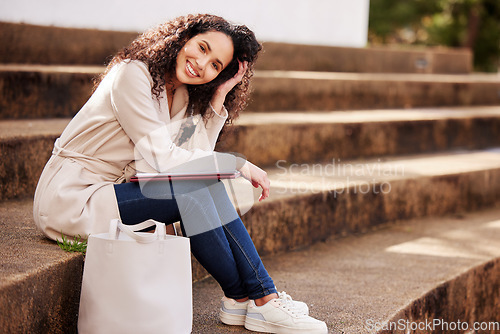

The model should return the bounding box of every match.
[210,61,248,114]
[218,60,248,96]
[239,161,270,202]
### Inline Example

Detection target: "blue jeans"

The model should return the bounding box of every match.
[113,180,277,300]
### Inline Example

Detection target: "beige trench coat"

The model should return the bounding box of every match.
[33,60,229,241]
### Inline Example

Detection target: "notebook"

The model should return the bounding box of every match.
[130,170,241,182]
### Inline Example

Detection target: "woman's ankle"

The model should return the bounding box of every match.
[254,293,278,306]
[235,297,249,303]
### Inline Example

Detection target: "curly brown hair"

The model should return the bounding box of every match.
[96,14,262,126]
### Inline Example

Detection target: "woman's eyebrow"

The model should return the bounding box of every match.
[202,39,225,68]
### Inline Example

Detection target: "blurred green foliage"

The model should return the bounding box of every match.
[369,0,500,72]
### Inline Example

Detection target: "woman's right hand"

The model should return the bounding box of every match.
[239,161,270,202]
[210,61,248,115]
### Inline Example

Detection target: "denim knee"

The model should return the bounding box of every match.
[175,190,223,237]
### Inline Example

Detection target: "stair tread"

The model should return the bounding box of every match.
[1,106,500,140]
[255,70,500,83]
[2,148,499,282]
[1,148,499,332]
[1,63,498,83]
[2,200,499,333]
[2,67,499,118]
[0,199,82,289]
[238,106,500,124]
[0,64,104,74]
[0,118,69,139]
[191,207,500,333]
[255,148,500,203]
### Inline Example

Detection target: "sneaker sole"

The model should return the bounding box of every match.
[244,317,328,334]
[219,309,246,326]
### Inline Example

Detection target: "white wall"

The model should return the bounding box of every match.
[0,0,370,47]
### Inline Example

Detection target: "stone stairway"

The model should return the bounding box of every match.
[2,65,500,120]
[191,208,500,334]
[1,23,499,333]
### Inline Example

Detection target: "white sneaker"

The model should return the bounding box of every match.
[220,293,312,327]
[245,299,328,333]
[219,296,249,326]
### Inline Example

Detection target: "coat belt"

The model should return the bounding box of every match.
[51,138,128,181]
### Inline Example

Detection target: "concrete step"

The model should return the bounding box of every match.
[0,22,471,74]
[249,71,500,112]
[1,65,499,119]
[2,107,500,201]
[223,106,500,166]
[191,208,500,333]
[0,119,67,201]
[252,148,500,253]
[258,43,472,74]
[2,146,500,332]
[0,199,84,333]
[0,22,138,66]
[0,64,101,119]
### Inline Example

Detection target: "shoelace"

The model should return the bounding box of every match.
[278,291,307,316]
[278,291,295,307]
[274,299,307,318]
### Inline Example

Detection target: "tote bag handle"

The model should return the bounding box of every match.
[109,219,167,243]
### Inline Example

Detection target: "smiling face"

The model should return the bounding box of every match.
[174,31,234,87]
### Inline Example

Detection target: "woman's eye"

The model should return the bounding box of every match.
[199,45,206,53]
[212,63,218,70]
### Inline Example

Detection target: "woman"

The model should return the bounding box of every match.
[33,14,327,333]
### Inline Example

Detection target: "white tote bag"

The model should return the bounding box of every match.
[78,219,192,334]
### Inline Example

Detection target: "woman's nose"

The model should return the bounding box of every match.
[197,56,209,70]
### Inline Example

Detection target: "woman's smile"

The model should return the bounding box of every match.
[186,61,199,77]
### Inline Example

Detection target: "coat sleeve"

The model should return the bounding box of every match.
[109,61,216,173]
[205,103,228,150]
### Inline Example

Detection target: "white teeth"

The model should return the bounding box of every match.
[187,62,197,76]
